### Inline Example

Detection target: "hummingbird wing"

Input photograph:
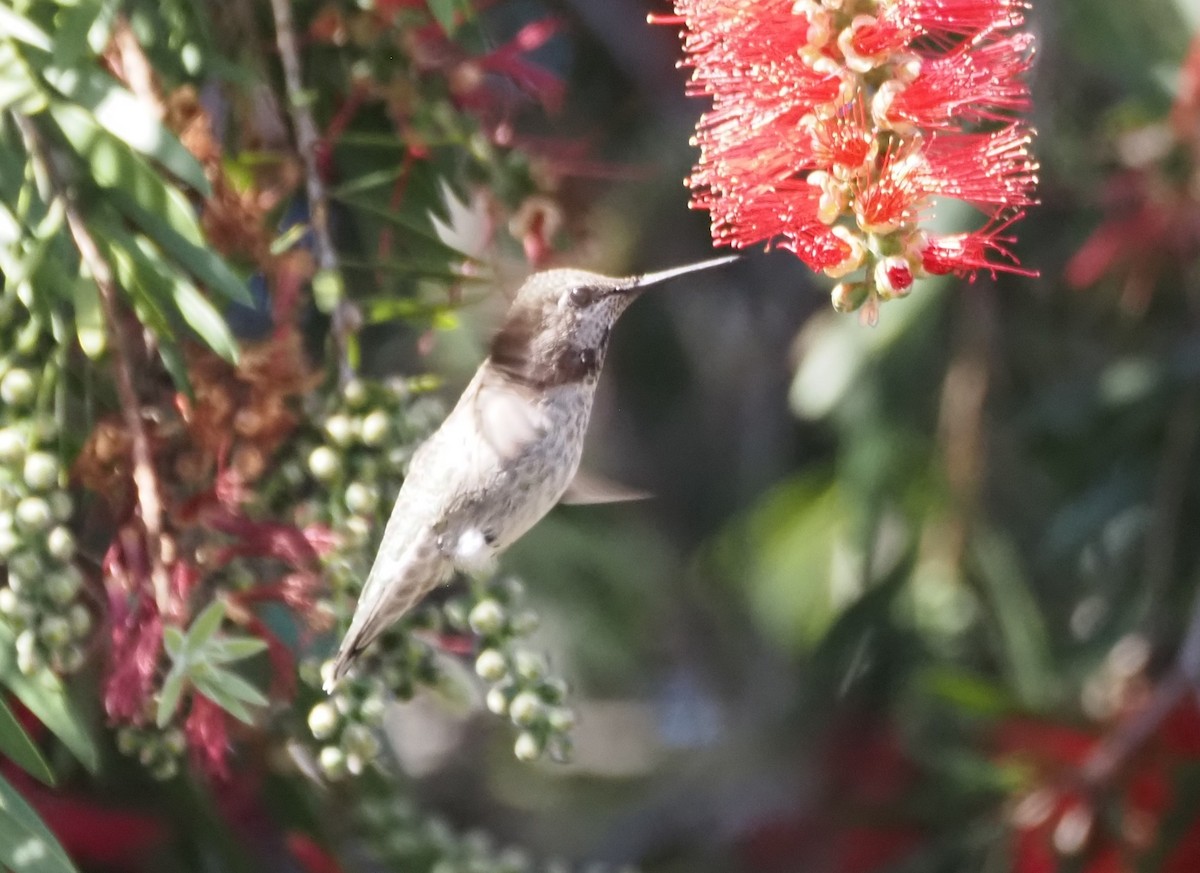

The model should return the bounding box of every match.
[469,368,551,461]
[560,469,652,504]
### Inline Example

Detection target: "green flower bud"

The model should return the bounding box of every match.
[510,609,540,636]
[342,723,381,760]
[8,550,43,584]
[307,446,341,482]
[323,414,358,448]
[512,649,547,683]
[47,567,84,606]
[468,599,506,636]
[15,496,53,533]
[116,727,140,756]
[539,676,570,704]
[318,745,347,780]
[54,646,85,674]
[0,427,26,465]
[474,648,508,682]
[0,526,20,559]
[307,701,340,740]
[513,730,543,762]
[508,691,543,727]
[359,695,387,727]
[150,758,179,781]
[485,686,510,716]
[0,586,22,617]
[359,409,391,446]
[45,526,76,562]
[345,481,380,515]
[546,706,576,733]
[15,629,40,675]
[49,492,73,522]
[343,514,372,548]
[343,379,370,410]
[0,369,36,408]
[22,452,60,492]
[162,728,187,757]
[67,603,91,637]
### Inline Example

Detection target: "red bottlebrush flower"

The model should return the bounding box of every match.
[654,0,1039,319]
[185,693,232,779]
[105,590,163,722]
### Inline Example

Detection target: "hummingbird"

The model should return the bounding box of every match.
[324,255,738,689]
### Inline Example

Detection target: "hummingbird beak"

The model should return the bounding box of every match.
[624,254,741,293]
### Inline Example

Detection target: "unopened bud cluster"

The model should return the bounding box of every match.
[0,316,90,676]
[455,576,577,763]
[116,721,188,781]
[355,792,635,873]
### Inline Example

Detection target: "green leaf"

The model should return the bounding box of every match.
[155,669,187,729]
[164,267,239,363]
[0,6,52,50]
[0,771,80,873]
[185,601,226,655]
[162,626,185,659]
[0,625,98,773]
[48,103,208,247]
[0,42,42,114]
[427,0,474,36]
[970,529,1058,710]
[101,219,240,363]
[205,637,268,664]
[52,0,104,68]
[42,64,210,194]
[0,697,54,786]
[334,194,477,263]
[72,276,106,358]
[111,191,251,307]
[202,668,268,708]
[191,676,255,726]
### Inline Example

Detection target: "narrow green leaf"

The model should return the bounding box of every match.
[191,676,255,726]
[184,601,226,655]
[72,276,106,358]
[333,194,477,263]
[329,164,411,199]
[52,0,103,68]
[111,225,240,363]
[0,42,41,113]
[205,637,268,664]
[43,64,210,194]
[162,626,185,659]
[0,625,99,773]
[155,669,187,729]
[166,273,239,363]
[111,191,251,307]
[0,6,53,50]
[48,103,208,247]
[0,771,80,873]
[970,529,1058,709]
[202,667,268,708]
[0,697,54,786]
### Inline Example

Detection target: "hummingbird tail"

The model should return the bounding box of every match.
[323,545,452,692]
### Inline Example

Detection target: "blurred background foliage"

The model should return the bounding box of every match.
[3,0,1200,872]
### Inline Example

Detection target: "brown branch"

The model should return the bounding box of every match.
[267,0,355,385]
[16,115,172,612]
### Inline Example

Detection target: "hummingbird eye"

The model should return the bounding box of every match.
[568,285,594,307]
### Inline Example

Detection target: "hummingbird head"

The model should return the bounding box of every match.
[487,255,738,390]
